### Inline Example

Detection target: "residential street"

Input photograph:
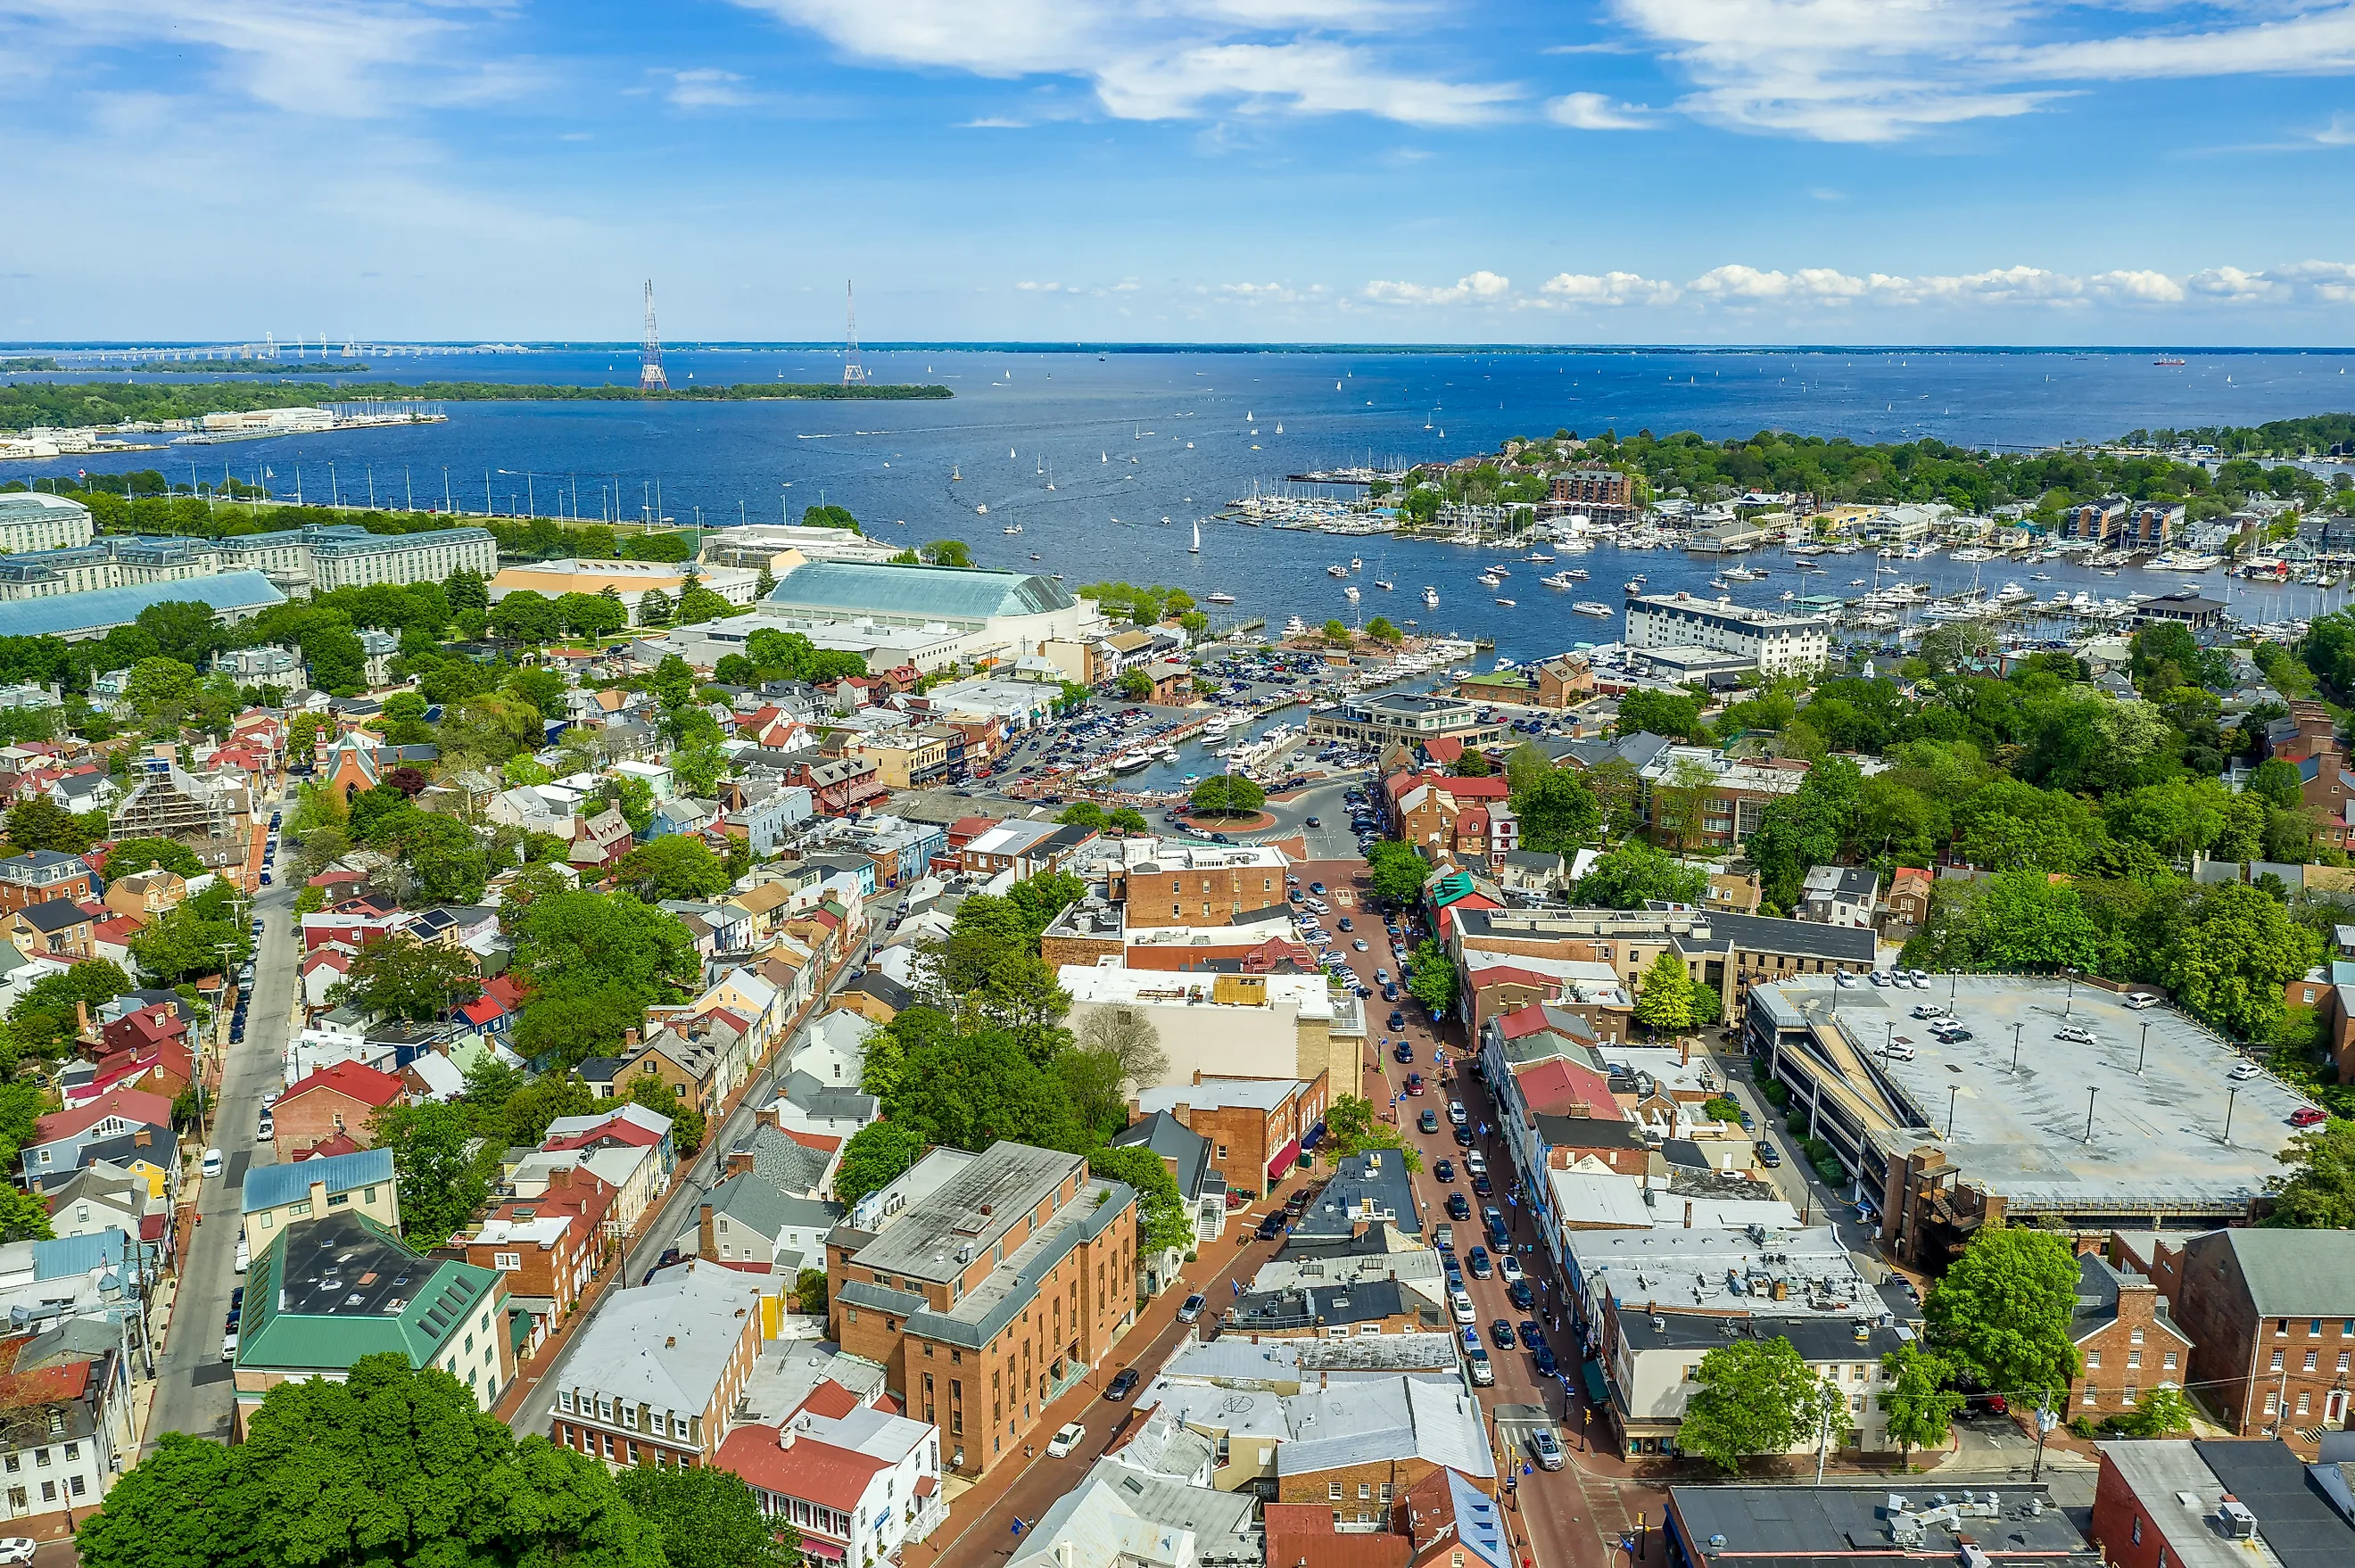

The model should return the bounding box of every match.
[141,829,299,1451]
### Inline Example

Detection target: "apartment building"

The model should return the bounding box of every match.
[551,1260,767,1467]
[0,492,95,555]
[2065,498,2129,544]
[2069,1252,2192,1424]
[2164,1229,2355,1434]
[0,524,492,601]
[827,1142,1138,1477]
[0,852,93,917]
[1060,965,1359,1113]
[1623,592,1830,677]
[457,1167,618,1349]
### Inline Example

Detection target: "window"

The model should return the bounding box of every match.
[2131,1519,2142,1547]
[2123,1387,2137,1406]
[292,1200,311,1216]
[2081,1386,2098,1407]
[559,1391,574,1412]
[32,1450,47,1469]
[1329,1484,1343,1502]
[2086,1349,2101,1368]
[1380,1484,1393,1503]
[2129,1328,2144,1345]
[2307,1350,2320,1372]
[2128,1350,2142,1369]
[1357,1484,1372,1501]
[2315,1319,2326,1336]
[2272,1349,2285,1372]
[62,1445,76,1463]
[494,1252,522,1271]
[2265,1391,2279,1415]
[2299,1391,2313,1415]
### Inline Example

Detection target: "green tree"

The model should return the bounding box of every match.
[7,959,132,1055]
[2115,1382,2195,1437]
[2,796,105,855]
[1406,937,1457,1015]
[1615,687,1708,743]
[0,1185,53,1242]
[329,940,483,1023]
[1322,618,1351,647]
[1109,806,1149,835]
[2264,1118,2355,1227]
[832,1121,929,1209]
[128,899,249,986]
[1680,1335,1839,1473]
[1512,767,1601,854]
[636,587,673,627]
[1089,1143,1196,1253]
[883,1028,1085,1153]
[1452,748,1491,777]
[1118,668,1153,700]
[104,838,207,879]
[370,1101,490,1248]
[1918,871,2102,974]
[1878,1345,1967,1470]
[1058,1045,1128,1137]
[795,1266,828,1316]
[921,539,973,567]
[1633,949,1693,1036]
[512,889,699,1008]
[1319,1093,1424,1174]
[1365,615,1403,646]
[612,836,731,902]
[1923,1226,2082,1403]
[1190,774,1265,818]
[1058,802,1108,829]
[2158,882,2322,1042]
[2249,756,2306,811]
[1574,840,1709,909]
[615,1463,798,1568]
[123,656,203,733]
[593,773,657,837]
[1366,840,1429,905]
[76,1356,666,1568]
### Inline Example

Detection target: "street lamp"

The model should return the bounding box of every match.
[2083,1085,2099,1143]
[2137,1020,2151,1075]
[2012,1021,2023,1074]
[1946,1085,1959,1141]
[2223,1085,2240,1146]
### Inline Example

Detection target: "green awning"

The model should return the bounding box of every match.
[1582,1359,1608,1406]
[509,1308,533,1351]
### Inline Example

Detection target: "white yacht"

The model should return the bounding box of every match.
[1573,601,1615,617]
[1205,590,1236,605]
[1283,615,1309,638]
[1541,571,1578,590]
[1422,587,1440,607]
[1343,585,1360,602]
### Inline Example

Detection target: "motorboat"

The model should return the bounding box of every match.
[1326,565,1349,577]
[1111,752,1152,773]
[1373,580,1394,591]
[1004,524,1022,534]
[1541,572,1578,589]
[1494,598,1516,607]
[1566,567,1589,580]
[1343,585,1360,602]
[1205,590,1236,605]
[1283,615,1309,638]
[1422,587,1440,607]
[1573,601,1615,617]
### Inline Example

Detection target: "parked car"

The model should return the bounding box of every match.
[1451,1290,1477,1325]
[1500,1254,1525,1284]
[2292,1106,2330,1127]
[0,1538,37,1565]
[1756,1142,1782,1168]
[2229,1060,2261,1081]
[220,1328,240,1362]
[1453,1125,1475,1147]
[1434,1159,1454,1183]
[1046,1422,1087,1457]
[1467,1348,1494,1386]
[1254,1211,1286,1241]
[1448,1100,1468,1126]
[1532,1344,1559,1376]
[2055,1024,2096,1044]
[1467,1247,1492,1279]
[1104,1368,1140,1401]
[2125,992,2161,1010]
[202,1148,224,1178]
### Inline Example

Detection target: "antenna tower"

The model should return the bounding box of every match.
[842,280,866,386]
[639,279,668,392]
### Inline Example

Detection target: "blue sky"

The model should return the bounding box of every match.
[4,0,2354,344]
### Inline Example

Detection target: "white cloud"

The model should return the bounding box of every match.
[1360,270,1511,305]
[1606,0,2355,142]
[2088,268,2186,304]
[956,116,1030,128]
[1539,270,1679,305]
[1686,263,1867,301]
[1544,91,1651,129]
[729,0,1519,125]
[665,68,751,108]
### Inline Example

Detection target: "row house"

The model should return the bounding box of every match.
[511,1104,677,1237]
[2065,496,2130,544]
[2152,1228,2355,1435]
[1130,1075,1324,1203]
[21,1086,175,1191]
[0,852,94,916]
[101,870,186,923]
[457,1166,619,1357]
[961,820,1097,880]
[2069,1251,2194,1424]
[272,1060,407,1160]
[715,1380,946,1561]
[1384,771,1512,862]
[4,899,96,961]
[550,1260,767,1469]
[789,755,888,816]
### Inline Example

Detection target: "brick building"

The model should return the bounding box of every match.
[827,1142,1137,1478]
[1106,840,1293,928]
[550,1259,766,1467]
[0,851,93,916]
[2161,1229,2355,1435]
[2069,1252,2193,1424]
[457,1166,619,1350]
[2090,1436,2355,1568]
[271,1060,406,1159]
[1131,1076,1322,1201]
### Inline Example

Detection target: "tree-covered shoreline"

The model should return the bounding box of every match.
[0,378,951,431]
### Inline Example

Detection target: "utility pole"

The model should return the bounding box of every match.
[1946,1085,1959,1140]
[2030,1398,2056,1481]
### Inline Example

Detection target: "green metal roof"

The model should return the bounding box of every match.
[237,1210,500,1375]
[764,560,1077,623]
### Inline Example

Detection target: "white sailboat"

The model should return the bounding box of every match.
[1190,520,1201,554]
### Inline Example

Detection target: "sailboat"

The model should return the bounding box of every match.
[950,464,962,481]
[1190,520,1201,554]
[1275,422,1283,434]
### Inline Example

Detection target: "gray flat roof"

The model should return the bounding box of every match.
[851,1141,1078,1283]
[1773,976,2301,1214]
[1666,1482,2096,1568]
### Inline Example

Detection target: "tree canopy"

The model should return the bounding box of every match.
[1923,1226,2082,1402]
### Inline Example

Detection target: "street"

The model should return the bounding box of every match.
[142,828,299,1450]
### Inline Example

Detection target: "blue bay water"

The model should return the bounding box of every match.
[20,346,2355,667]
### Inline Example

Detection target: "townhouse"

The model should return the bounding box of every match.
[715,1380,946,1562]
[272,1060,406,1159]
[1131,1076,1323,1202]
[550,1260,767,1468]
[457,1168,618,1353]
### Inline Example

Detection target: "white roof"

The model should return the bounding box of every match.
[546,1102,673,1142]
[1137,1078,1305,1115]
[562,1259,765,1413]
[1059,965,1334,1019]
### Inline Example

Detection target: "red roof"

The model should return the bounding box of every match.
[456,993,509,1027]
[90,915,141,945]
[1424,737,1465,765]
[795,1380,862,1421]
[713,1426,888,1511]
[782,1127,843,1154]
[1492,1001,1557,1039]
[1260,1506,1335,1537]
[280,1060,406,1110]
[1475,966,1560,997]
[1514,1057,1623,1120]
[1457,806,1490,838]
[32,1085,174,1146]
[1439,774,1509,800]
[1267,1537,1412,1568]
[296,1132,366,1160]
[1890,866,1932,888]
[478,973,529,1011]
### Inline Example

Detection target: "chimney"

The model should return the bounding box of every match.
[665,1335,676,1349]
[1055,1543,1074,1568]
[311,1180,329,1214]
[624,1027,640,1050]
[1684,1201,1693,1229]
[1679,1037,1690,1066]
[77,1000,90,1036]
[778,1423,796,1450]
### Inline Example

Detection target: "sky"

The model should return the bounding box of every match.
[3,1,2354,345]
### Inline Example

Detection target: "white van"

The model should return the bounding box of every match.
[202,1148,224,1179]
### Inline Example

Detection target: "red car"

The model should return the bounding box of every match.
[2292,1106,2330,1127]
[1405,1074,1425,1096]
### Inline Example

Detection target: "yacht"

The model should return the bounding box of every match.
[1525,551,1554,563]
[1422,586,1440,607]
[1343,585,1360,602]
[1156,746,1178,763]
[1205,590,1236,605]
[1003,524,1022,534]
[1722,565,1762,582]
[1373,579,1394,591]
[1202,716,1231,743]
[1573,601,1615,617]
[1490,565,1510,576]
[1541,571,1578,590]
[1493,597,1516,607]
[1283,615,1308,638]
[1111,751,1152,774]
[1326,564,1349,577]
[1709,576,1731,590]
[1349,555,1363,572]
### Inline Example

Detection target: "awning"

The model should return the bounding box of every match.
[1300,1121,1326,1151]
[798,1540,846,1562]
[1582,1358,1608,1407]
[1267,1137,1301,1178]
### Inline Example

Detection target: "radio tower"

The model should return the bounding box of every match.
[841,280,867,386]
[639,279,668,392]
